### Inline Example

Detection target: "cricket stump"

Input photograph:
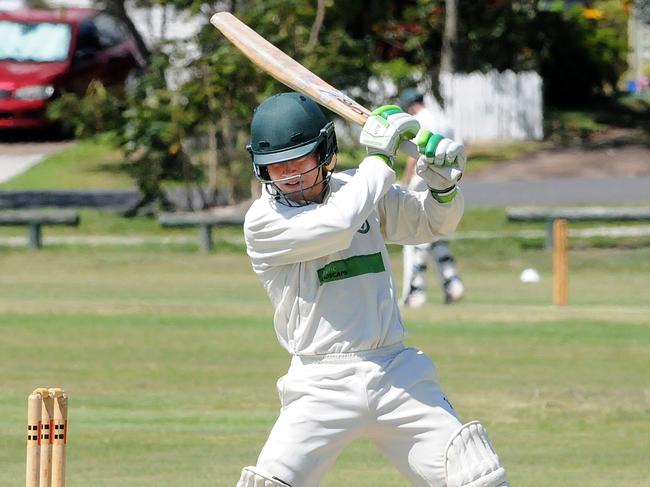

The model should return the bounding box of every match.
[49,389,68,487]
[26,391,43,487]
[26,388,68,487]
[39,390,54,487]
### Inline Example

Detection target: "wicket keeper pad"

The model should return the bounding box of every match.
[236,466,292,487]
[445,421,509,487]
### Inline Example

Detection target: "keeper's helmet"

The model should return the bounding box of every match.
[247,92,337,206]
[398,87,424,111]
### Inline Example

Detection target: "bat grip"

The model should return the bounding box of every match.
[399,139,462,183]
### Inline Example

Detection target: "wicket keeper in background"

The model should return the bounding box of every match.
[239,92,509,487]
[399,87,465,307]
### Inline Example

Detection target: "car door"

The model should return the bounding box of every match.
[66,18,109,95]
[92,13,141,91]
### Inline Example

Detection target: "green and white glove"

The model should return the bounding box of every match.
[414,130,466,203]
[359,105,421,165]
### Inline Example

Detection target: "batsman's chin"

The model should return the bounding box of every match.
[280,182,302,193]
[282,184,324,203]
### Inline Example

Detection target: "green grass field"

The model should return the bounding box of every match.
[1,243,648,487]
[0,138,132,191]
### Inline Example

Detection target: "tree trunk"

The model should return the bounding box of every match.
[306,0,326,52]
[441,0,458,74]
[201,63,220,204]
[103,0,151,64]
[220,108,236,205]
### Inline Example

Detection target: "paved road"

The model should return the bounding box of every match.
[0,140,73,184]
[463,138,650,207]
[462,176,650,208]
[0,153,46,183]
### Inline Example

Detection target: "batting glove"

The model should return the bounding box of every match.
[359,105,421,165]
[414,130,466,202]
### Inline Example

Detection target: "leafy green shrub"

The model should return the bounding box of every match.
[47,81,124,138]
[545,109,607,145]
[50,53,206,214]
[531,3,629,105]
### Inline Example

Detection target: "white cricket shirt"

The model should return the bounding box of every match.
[244,156,463,355]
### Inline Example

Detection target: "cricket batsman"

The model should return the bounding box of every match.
[240,92,509,487]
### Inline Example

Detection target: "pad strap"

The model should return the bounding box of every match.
[235,466,292,487]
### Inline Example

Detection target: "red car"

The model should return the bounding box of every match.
[0,7,145,129]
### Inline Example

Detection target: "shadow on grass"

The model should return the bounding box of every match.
[545,94,650,148]
[0,127,73,143]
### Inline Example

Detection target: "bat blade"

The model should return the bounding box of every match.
[210,12,461,181]
[210,11,369,125]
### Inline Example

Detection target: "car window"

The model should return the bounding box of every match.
[0,20,71,62]
[76,19,102,51]
[93,13,126,48]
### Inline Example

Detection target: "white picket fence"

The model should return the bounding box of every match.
[440,70,544,141]
[366,70,543,142]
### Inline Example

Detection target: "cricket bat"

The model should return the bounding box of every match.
[210,11,461,182]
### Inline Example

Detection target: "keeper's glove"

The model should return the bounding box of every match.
[359,105,420,165]
[414,130,466,203]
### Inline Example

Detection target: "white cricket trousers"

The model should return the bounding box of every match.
[256,344,462,487]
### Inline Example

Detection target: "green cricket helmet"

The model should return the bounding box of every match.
[247,92,337,206]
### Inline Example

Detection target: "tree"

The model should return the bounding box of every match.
[179,0,384,204]
[119,51,202,216]
[52,0,633,210]
[530,1,629,103]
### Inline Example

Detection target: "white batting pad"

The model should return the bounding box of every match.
[236,466,292,487]
[445,421,509,487]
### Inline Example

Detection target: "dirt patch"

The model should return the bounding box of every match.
[467,129,650,182]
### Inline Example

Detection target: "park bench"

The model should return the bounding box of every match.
[0,209,80,250]
[158,202,250,251]
[506,206,650,249]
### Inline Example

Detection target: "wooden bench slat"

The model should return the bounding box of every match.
[506,206,650,251]
[0,210,80,250]
[506,206,650,222]
[158,204,250,251]
[0,210,80,226]
[159,205,248,228]
[159,213,244,227]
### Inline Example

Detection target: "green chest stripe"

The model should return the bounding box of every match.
[317,252,385,285]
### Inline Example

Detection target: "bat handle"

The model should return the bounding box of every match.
[399,139,462,183]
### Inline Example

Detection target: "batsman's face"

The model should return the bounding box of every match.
[267,152,324,203]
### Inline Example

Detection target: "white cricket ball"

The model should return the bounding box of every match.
[520,268,541,283]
